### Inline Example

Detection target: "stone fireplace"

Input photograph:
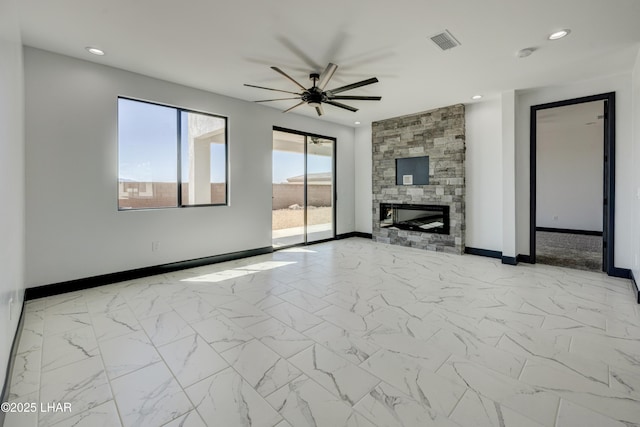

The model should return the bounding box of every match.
[372,104,465,254]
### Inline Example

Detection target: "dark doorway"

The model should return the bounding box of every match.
[530,92,617,275]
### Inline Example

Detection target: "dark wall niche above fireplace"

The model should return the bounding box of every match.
[372,104,465,254]
[396,156,429,185]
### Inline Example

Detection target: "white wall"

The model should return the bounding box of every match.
[24,47,355,287]
[515,73,634,268]
[465,98,503,251]
[354,125,372,233]
[502,91,517,259]
[632,48,640,281]
[0,0,25,394]
[536,107,604,231]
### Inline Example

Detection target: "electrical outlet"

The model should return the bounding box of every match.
[151,241,160,252]
[553,215,559,221]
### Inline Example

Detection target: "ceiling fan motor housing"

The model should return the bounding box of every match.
[303,87,324,107]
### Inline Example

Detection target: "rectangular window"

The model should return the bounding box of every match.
[118,98,227,210]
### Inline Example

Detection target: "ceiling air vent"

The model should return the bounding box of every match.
[430,30,461,51]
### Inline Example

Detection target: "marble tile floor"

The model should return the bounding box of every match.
[4,238,640,427]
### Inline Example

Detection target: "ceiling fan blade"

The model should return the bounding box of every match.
[271,66,307,91]
[328,95,382,101]
[243,84,301,95]
[317,63,338,91]
[327,77,379,95]
[315,105,324,116]
[254,97,302,102]
[325,100,359,112]
[282,101,306,113]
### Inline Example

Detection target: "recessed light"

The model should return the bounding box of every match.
[548,29,571,40]
[86,47,105,56]
[471,95,482,100]
[354,121,361,125]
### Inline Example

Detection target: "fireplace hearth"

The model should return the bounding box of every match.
[380,203,449,235]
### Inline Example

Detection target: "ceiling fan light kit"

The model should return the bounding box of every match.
[245,63,381,116]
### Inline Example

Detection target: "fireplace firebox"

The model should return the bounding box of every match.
[379,203,449,235]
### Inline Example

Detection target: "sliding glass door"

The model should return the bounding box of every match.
[272,129,335,248]
[305,135,334,243]
[272,131,305,247]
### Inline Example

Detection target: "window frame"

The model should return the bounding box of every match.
[117,96,229,211]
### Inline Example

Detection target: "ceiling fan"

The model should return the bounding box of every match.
[244,63,381,116]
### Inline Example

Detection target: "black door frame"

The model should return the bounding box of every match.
[272,126,337,247]
[529,92,622,276]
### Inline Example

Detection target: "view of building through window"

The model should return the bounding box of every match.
[180,110,227,206]
[118,98,227,209]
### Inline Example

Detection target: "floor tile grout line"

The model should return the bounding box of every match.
[283,341,380,404]
[23,294,122,426]
[115,293,206,426]
[39,299,97,426]
[256,374,303,425]
[521,378,634,426]
[258,370,371,426]
[446,387,468,419]
[359,349,466,424]
[449,355,558,427]
[507,351,638,425]
[553,395,562,427]
[567,335,573,354]
[139,274,300,423]
[186,361,287,426]
[301,326,383,366]
[86,289,203,425]
[87,296,128,427]
[146,334,226,426]
[278,289,331,314]
[347,378,383,425]
[260,336,315,362]
[517,358,528,382]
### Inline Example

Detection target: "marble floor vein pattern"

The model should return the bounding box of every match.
[5,238,640,427]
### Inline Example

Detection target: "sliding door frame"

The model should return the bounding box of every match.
[273,126,337,246]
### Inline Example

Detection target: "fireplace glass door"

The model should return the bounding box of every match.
[272,129,335,248]
[380,203,450,235]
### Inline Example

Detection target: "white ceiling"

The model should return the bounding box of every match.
[17,0,640,127]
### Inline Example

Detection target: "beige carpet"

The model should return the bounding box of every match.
[536,231,602,272]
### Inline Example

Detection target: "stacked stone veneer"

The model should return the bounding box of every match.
[372,104,465,254]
